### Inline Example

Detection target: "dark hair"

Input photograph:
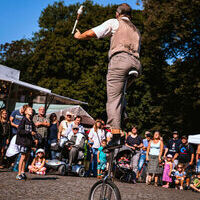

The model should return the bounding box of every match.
[116,3,132,17]
[59,115,65,123]
[49,113,57,124]
[102,139,107,143]
[75,115,82,121]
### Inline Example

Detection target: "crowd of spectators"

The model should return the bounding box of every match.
[0,105,200,192]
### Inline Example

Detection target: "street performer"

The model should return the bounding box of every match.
[74,3,141,148]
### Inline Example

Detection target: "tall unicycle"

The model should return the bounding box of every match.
[88,69,138,200]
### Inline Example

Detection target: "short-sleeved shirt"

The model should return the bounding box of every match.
[10,110,24,135]
[92,17,130,39]
[60,120,73,136]
[167,138,182,156]
[33,115,49,138]
[98,146,107,163]
[126,135,143,151]
[88,128,105,149]
[175,171,186,177]
[64,122,85,138]
[192,178,200,188]
[141,138,149,154]
[178,143,194,163]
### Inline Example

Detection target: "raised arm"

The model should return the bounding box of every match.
[74,29,97,40]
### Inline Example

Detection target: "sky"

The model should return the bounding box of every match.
[0,0,143,44]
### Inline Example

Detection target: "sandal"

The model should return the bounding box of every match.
[154,183,158,187]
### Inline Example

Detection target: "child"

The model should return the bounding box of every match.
[190,174,200,192]
[28,148,46,175]
[97,139,107,179]
[174,163,186,190]
[16,106,37,180]
[162,154,173,188]
[84,140,93,177]
[118,154,130,169]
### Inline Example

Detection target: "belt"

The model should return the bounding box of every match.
[110,51,139,61]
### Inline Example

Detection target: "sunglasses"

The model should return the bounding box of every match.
[177,167,183,169]
[73,128,79,130]
[67,115,72,117]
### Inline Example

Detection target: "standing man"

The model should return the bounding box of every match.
[33,106,50,148]
[163,131,181,167]
[74,3,141,147]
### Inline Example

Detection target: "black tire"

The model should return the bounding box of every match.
[78,167,85,177]
[58,165,66,176]
[88,180,121,200]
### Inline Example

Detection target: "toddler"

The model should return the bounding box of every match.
[190,174,200,192]
[174,163,186,190]
[97,139,107,179]
[162,154,173,188]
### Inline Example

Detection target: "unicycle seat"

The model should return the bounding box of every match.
[127,69,138,89]
[128,70,138,77]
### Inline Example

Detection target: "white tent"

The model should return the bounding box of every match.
[188,134,200,144]
[46,105,95,126]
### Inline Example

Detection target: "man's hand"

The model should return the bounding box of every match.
[35,122,41,127]
[74,29,81,39]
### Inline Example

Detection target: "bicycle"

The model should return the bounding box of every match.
[88,69,138,200]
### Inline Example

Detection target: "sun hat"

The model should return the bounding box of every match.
[167,154,173,158]
[36,148,45,154]
[66,111,73,116]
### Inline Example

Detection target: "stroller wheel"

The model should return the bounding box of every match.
[120,175,126,182]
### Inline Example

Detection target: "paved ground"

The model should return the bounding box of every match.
[0,169,199,200]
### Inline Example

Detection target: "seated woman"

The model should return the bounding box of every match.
[28,149,46,175]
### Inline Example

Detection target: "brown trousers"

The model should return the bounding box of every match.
[106,52,141,129]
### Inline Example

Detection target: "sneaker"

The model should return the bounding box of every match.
[16,174,24,180]
[21,173,27,180]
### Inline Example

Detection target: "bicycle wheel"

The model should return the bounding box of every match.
[89,180,121,200]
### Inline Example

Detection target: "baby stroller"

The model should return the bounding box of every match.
[114,146,136,183]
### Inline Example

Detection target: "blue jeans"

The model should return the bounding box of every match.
[138,154,146,172]
[91,148,98,177]
[48,139,59,160]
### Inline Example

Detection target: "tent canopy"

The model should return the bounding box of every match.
[15,103,95,126]
[0,64,87,107]
[188,134,200,144]
[46,105,95,126]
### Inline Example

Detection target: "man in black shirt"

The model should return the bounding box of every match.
[164,131,181,166]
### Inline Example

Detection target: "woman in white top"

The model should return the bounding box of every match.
[89,119,105,177]
[57,112,73,140]
[146,131,163,186]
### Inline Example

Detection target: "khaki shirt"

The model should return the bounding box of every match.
[33,115,49,138]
